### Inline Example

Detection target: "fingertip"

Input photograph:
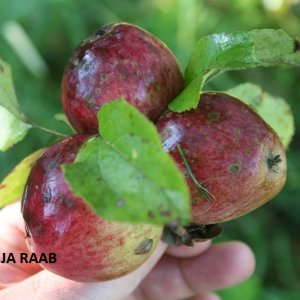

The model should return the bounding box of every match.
[220,241,256,283]
[166,240,211,258]
[191,293,221,300]
[0,201,24,232]
[180,240,256,292]
[207,240,256,287]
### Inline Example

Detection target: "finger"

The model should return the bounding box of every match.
[136,241,255,300]
[190,293,220,300]
[0,202,28,253]
[0,202,43,278]
[0,264,30,285]
[181,241,255,291]
[0,242,168,300]
[166,240,211,258]
[0,250,43,287]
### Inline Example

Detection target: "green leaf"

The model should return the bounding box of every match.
[226,83,295,149]
[0,58,27,120]
[169,29,300,112]
[63,99,191,226]
[0,149,44,208]
[54,113,76,133]
[0,106,31,151]
[0,58,31,151]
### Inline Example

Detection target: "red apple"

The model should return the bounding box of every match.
[157,92,287,224]
[21,135,162,282]
[62,22,184,133]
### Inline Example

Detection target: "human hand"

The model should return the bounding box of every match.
[0,202,255,300]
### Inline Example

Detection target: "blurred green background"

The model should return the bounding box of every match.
[0,0,299,299]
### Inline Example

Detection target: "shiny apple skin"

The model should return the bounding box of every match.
[62,22,184,133]
[21,135,162,282]
[157,92,287,224]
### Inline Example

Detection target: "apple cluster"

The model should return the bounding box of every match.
[21,23,286,282]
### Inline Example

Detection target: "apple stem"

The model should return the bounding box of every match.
[16,113,69,138]
[203,69,225,84]
[29,121,69,137]
[177,144,213,203]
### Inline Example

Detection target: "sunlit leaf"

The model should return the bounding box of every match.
[0,106,31,151]
[169,29,300,112]
[0,58,31,151]
[0,149,44,208]
[226,83,295,149]
[0,58,26,119]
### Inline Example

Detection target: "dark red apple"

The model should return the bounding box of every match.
[62,22,184,133]
[157,92,287,224]
[21,135,162,282]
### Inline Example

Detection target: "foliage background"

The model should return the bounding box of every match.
[0,0,299,299]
